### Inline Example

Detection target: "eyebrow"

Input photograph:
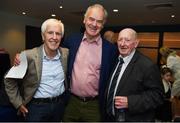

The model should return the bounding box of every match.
[88,17,104,23]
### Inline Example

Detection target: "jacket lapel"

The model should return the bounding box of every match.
[33,45,43,82]
[59,47,68,75]
[116,51,139,93]
[59,47,69,89]
[69,34,83,76]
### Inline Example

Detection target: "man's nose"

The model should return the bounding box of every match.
[120,39,125,45]
[92,20,97,26]
[53,33,58,39]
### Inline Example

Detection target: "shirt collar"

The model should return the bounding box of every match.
[119,49,136,64]
[43,45,61,60]
[82,33,101,45]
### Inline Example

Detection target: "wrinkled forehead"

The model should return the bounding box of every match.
[86,7,105,20]
[46,22,61,31]
[119,29,137,39]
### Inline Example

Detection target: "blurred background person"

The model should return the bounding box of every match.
[156,66,173,122]
[161,66,173,94]
[160,46,180,97]
[103,30,116,44]
[160,46,180,121]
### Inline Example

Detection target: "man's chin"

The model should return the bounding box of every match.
[120,51,128,56]
[50,46,58,51]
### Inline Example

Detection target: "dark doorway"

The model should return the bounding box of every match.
[26,26,42,49]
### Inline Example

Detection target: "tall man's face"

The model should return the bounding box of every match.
[83,7,105,40]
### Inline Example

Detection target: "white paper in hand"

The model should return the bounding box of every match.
[5,51,27,79]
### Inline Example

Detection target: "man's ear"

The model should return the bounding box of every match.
[83,18,86,24]
[41,33,44,41]
[134,39,139,48]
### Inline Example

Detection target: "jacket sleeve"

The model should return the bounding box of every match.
[4,77,23,109]
[127,63,164,114]
[4,50,32,109]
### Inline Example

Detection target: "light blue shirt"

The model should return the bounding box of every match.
[34,46,65,98]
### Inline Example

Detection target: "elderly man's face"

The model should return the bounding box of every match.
[117,29,139,57]
[42,22,62,52]
[83,7,105,39]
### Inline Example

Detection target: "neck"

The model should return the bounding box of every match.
[44,47,57,59]
[46,51,57,59]
[85,32,99,42]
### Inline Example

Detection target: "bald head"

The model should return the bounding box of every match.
[117,28,139,57]
[119,28,137,40]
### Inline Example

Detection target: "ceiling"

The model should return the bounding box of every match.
[0,0,180,26]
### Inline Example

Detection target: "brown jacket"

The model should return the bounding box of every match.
[4,45,69,109]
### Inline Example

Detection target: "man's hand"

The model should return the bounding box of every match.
[19,104,28,117]
[14,53,20,66]
[114,96,128,109]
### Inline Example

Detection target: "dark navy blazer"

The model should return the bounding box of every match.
[62,33,118,119]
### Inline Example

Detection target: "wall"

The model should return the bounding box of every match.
[0,11,42,65]
[0,11,81,65]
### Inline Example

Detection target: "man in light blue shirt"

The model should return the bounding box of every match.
[34,47,65,98]
[4,18,69,122]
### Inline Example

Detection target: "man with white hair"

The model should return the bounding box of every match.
[4,18,68,121]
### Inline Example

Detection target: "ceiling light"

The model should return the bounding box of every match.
[59,6,63,9]
[113,9,118,12]
[171,15,175,18]
[51,14,56,17]
[22,12,26,15]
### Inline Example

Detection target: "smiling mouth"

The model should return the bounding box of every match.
[89,28,97,32]
[89,25,97,31]
[49,41,59,45]
[50,41,56,44]
[120,47,126,49]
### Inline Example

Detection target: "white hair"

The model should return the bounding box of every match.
[41,18,64,36]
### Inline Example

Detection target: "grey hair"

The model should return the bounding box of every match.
[41,18,64,36]
[84,4,108,23]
